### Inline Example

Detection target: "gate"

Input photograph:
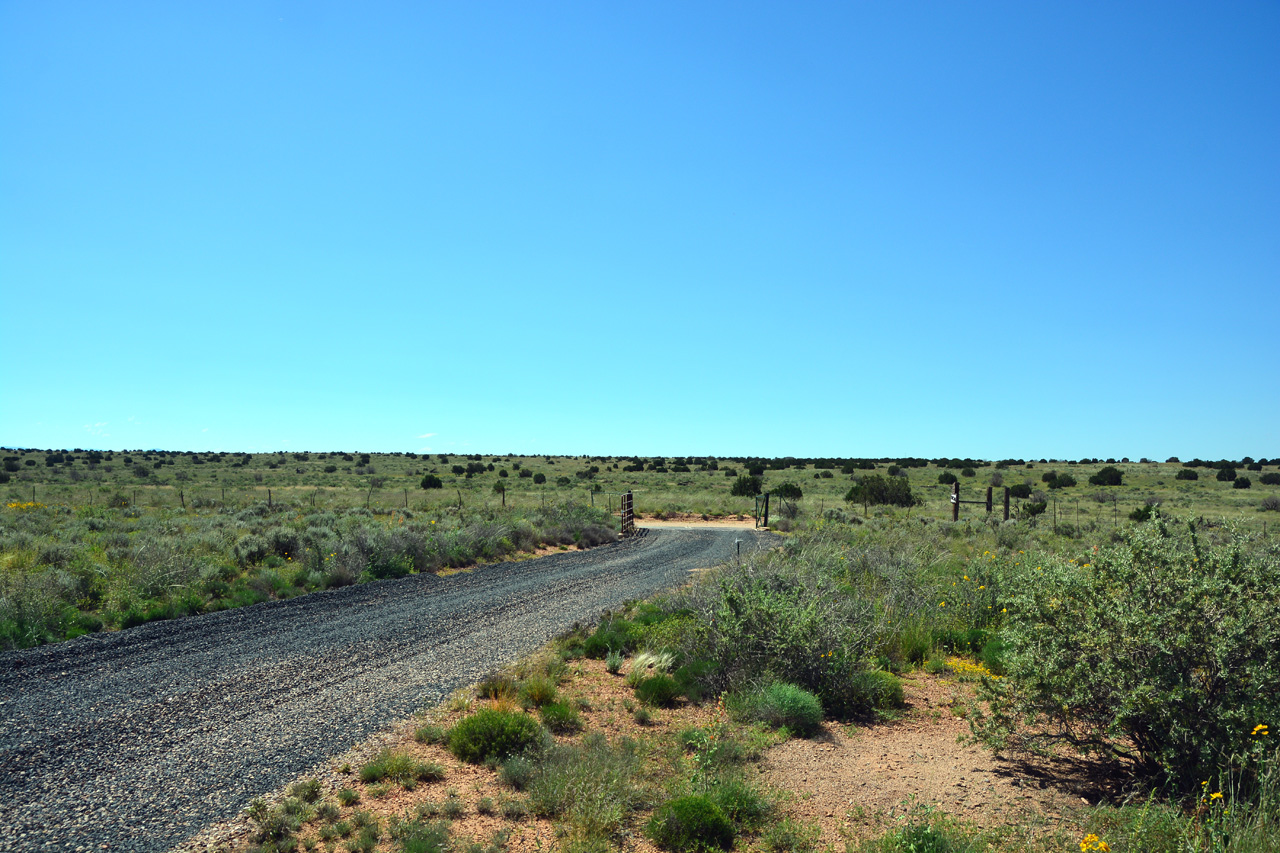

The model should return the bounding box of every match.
[620,490,636,537]
[949,483,1010,521]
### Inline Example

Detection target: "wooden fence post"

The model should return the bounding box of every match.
[986,486,993,514]
[1003,487,1010,521]
[951,483,960,522]
[763,492,770,528]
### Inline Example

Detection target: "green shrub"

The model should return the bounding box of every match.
[448,708,546,764]
[937,472,958,485]
[730,475,763,497]
[289,778,322,803]
[707,777,772,832]
[647,795,734,851]
[1260,472,1280,486]
[773,483,803,500]
[850,671,904,710]
[1234,476,1252,489]
[741,683,824,736]
[1008,483,1032,499]
[635,674,680,707]
[1089,466,1124,486]
[970,519,1280,795]
[337,788,360,806]
[420,474,443,489]
[1176,468,1199,481]
[845,475,921,512]
[582,617,641,658]
[1217,466,1238,482]
[539,701,583,733]
[1129,504,1155,522]
[1048,472,1077,489]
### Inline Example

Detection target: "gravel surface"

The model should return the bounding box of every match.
[0,526,774,852]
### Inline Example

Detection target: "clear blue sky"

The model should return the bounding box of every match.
[3,2,1276,460]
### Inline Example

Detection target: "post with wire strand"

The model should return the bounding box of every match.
[951,482,960,522]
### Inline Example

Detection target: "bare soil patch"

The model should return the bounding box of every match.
[761,673,1117,849]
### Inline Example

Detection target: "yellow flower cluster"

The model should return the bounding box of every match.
[1079,833,1110,852]
[4,501,46,511]
[1252,723,1269,737]
[946,656,1001,680]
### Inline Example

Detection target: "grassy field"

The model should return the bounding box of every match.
[3,447,1276,649]
[3,448,1277,530]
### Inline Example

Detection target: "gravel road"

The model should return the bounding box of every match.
[0,526,774,852]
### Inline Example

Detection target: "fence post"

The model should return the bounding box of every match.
[1003,487,1010,521]
[951,483,960,522]
[763,492,770,528]
[986,486,993,514]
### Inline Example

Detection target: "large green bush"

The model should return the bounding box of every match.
[447,708,547,764]
[659,542,885,717]
[1088,466,1124,486]
[970,519,1280,794]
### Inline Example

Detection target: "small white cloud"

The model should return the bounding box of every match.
[201,428,209,433]
[418,446,433,453]
[417,432,436,439]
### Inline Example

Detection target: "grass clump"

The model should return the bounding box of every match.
[518,674,558,708]
[582,616,642,658]
[736,682,824,737]
[392,818,451,853]
[635,673,680,707]
[414,723,448,745]
[448,708,546,764]
[646,794,734,851]
[762,817,822,852]
[497,754,536,790]
[288,777,322,803]
[336,788,360,806]
[359,749,444,786]
[539,700,583,733]
[528,732,644,842]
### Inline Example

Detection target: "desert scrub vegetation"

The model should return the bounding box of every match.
[968,516,1280,797]
[0,499,617,649]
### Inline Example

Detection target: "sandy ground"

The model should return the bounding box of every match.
[759,673,1119,849]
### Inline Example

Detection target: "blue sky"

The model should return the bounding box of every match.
[2,2,1277,460]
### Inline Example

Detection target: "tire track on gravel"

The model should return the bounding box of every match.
[0,526,774,853]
